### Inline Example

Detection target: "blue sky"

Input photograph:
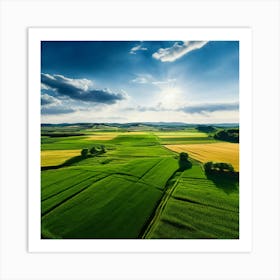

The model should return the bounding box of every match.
[41,40,239,123]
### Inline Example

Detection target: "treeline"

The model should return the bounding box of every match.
[214,128,239,143]
[196,125,216,133]
[42,133,85,138]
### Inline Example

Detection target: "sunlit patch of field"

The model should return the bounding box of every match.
[85,131,148,141]
[41,150,81,167]
[124,131,149,135]
[154,132,208,138]
[85,133,119,140]
[165,143,239,171]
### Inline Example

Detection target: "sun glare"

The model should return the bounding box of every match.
[159,86,183,108]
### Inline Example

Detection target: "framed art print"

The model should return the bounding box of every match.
[28,27,252,253]
[2,0,280,279]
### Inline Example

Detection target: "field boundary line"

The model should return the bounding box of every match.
[136,159,163,181]
[42,173,105,201]
[140,170,183,239]
[42,175,112,217]
[42,170,86,189]
[171,195,238,213]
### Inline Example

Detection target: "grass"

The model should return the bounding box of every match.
[42,176,163,238]
[165,142,239,171]
[145,162,239,239]
[41,127,239,239]
[41,135,179,238]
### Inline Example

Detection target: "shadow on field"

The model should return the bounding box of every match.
[206,171,239,194]
[41,155,93,171]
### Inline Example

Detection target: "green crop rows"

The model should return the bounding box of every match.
[41,127,239,239]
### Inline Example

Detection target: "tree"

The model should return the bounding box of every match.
[179,152,189,161]
[90,146,98,155]
[204,161,213,173]
[178,152,191,171]
[81,148,88,158]
[204,161,234,174]
[100,145,106,153]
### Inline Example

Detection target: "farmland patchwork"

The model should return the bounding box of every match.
[41,126,239,239]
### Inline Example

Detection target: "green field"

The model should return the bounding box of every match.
[41,124,239,239]
[144,162,239,239]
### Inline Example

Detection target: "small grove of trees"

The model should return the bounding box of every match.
[81,145,106,158]
[214,129,239,143]
[178,152,192,171]
[204,161,234,172]
[204,161,234,173]
[90,146,98,154]
[204,161,238,181]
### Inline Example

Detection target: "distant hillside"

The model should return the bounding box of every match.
[41,122,239,129]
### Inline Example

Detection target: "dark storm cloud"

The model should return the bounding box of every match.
[180,102,239,114]
[41,73,126,104]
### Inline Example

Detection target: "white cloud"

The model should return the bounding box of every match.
[131,76,150,84]
[131,74,176,88]
[130,43,148,54]
[41,93,60,106]
[152,41,208,62]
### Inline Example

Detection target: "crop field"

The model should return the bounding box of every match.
[165,143,239,171]
[85,133,118,140]
[41,130,179,238]
[41,125,239,239]
[145,162,239,239]
[41,150,81,167]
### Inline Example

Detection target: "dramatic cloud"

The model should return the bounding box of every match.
[130,43,147,54]
[41,93,76,115]
[180,102,239,114]
[152,41,208,62]
[41,93,59,106]
[41,73,126,104]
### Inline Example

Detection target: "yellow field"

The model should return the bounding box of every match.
[41,150,81,167]
[165,143,239,171]
[85,131,148,141]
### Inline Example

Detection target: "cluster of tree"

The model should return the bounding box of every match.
[214,128,239,143]
[204,161,239,180]
[178,152,192,171]
[196,125,216,133]
[81,145,106,158]
[204,161,234,173]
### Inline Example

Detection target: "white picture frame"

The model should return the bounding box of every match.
[28,27,252,253]
[1,0,279,279]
